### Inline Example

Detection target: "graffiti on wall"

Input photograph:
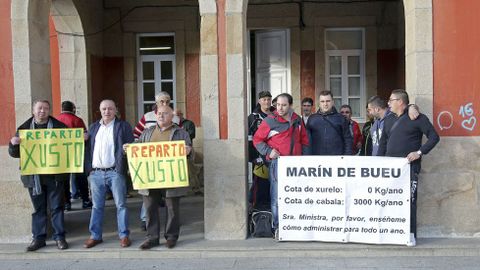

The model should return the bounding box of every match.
[436,102,477,134]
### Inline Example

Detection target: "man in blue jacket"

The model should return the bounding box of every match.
[83,99,134,248]
[306,90,353,155]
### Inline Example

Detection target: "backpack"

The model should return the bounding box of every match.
[249,209,273,238]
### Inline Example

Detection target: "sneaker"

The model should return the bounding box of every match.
[64,202,72,211]
[407,233,416,247]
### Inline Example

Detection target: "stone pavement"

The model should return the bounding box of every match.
[1,195,480,269]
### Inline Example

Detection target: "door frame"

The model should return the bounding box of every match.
[247,28,291,114]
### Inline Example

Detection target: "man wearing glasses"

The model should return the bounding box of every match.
[367,95,420,156]
[378,89,439,247]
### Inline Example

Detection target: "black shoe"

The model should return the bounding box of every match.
[82,200,92,209]
[166,239,177,249]
[56,239,69,250]
[140,221,147,231]
[139,239,159,250]
[72,193,80,200]
[26,239,46,252]
[64,202,72,211]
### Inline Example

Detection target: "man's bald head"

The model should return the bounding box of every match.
[156,105,174,128]
[99,99,117,124]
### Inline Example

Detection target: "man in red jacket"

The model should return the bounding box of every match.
[56,101,92,210]
[253,93,309,239]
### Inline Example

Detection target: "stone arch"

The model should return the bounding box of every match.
[50,0,89,122]
[10,0,89,123]
[11,0,52,125]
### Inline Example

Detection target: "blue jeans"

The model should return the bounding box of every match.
[140,203,146,222]
[88,170,129,240]
[269,159,279,230]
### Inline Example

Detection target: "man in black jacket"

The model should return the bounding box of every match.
[378,89,440,246]
[8,100,69,251]
[247,91,275,208]
[306,90,353,155]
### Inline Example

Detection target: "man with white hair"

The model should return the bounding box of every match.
[134,92,172,230]
[134,92,172,139]
[131,105,192,249]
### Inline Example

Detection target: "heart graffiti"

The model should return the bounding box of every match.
[461,116,476,131]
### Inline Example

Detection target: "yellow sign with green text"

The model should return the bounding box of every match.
[19,128,84,175]
[126,141,189,190]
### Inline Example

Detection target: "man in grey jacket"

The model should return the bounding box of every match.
[130,105,192,250]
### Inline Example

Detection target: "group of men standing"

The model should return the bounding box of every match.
[251,89,439,245]
[8,87,439,250]
[9,92,196,251]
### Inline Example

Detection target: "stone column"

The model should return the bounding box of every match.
[404,0,433,118]
[5,0,52,242]
[199,0,249,240]
[11,0,52,122]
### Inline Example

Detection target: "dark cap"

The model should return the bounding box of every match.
[258,91,272,99]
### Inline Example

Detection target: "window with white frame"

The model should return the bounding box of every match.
[325,28,365,120]
[137,33,176,117]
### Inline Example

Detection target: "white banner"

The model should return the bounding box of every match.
[278,156,411,245]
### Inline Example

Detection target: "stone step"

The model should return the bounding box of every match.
[1,238,479,260]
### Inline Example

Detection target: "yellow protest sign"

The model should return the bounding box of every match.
[126,140,189,190]
[19,128,85,175]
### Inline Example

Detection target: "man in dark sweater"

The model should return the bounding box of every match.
[378,89,440,246]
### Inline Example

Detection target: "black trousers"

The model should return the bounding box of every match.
[410,163,421,237]
[143,190,180,242]
[64,173,90,203]
[28,179,65,241]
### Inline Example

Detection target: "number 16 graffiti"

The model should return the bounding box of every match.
[437,103,476,131]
